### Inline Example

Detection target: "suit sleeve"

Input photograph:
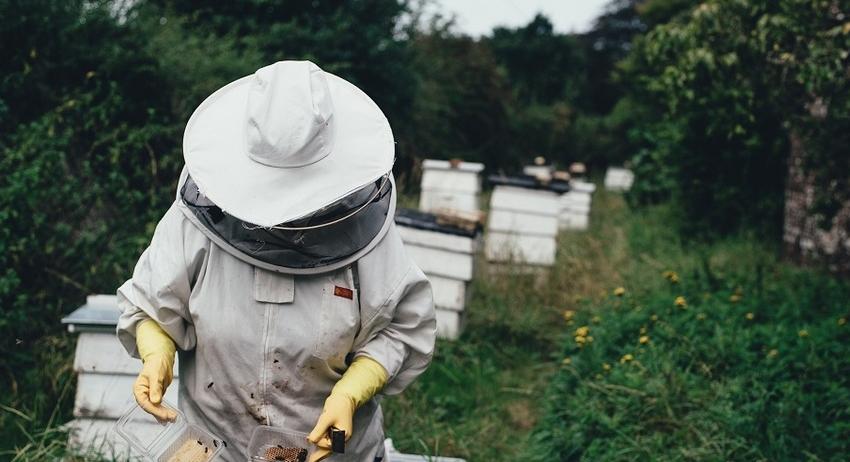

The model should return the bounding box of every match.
[352,224,437,395]
[115,202,208,358]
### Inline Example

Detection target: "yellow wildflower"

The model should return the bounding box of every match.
[663,271,679,284]
[639,335,650,344]
[766,349,778,359]
[575,326,590,337]
[639,326,648,335]
[574,335,586,344]
[745,312,755,320]
[730,294,742,303]
[620,354,634,364]
[838,317,847,326]
[586,336,594,343]
[591,316,601,324]
[562,357,572,365]
[650,314,659,322]
[562,310,575,321]
[675,296,687,308]
[798,329,809,338]
[602,363,611,371]
[614,287,626,297]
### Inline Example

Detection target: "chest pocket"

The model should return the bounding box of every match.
[253,266,295,304]
[314,265,361,361]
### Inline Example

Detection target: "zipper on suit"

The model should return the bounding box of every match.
[259,302,274,425]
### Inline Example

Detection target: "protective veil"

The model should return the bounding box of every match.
[179,167,395,273]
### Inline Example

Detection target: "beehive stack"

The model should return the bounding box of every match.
[522,164,553,181]
[559,188,593,231]
[395,209,480,340]
[604,167,634,192]
[419,159,484,214]
[61,295,180,457]
[485,176,566,267]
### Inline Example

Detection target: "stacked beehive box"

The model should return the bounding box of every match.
[395,209,480,340]
[419,159,484,213]
[522,164,552,181]
[485,176,568,267]
[61,295,179,457]
[559,188,593,231]
[604,167,634,191]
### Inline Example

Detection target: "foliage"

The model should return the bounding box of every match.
[404,26,516,172]
[527,203,850,461]
[622,0,850,237]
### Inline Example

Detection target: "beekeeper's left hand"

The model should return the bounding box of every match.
[306,356,388,462]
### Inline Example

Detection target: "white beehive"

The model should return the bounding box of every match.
[559,190,593,231]
[384,438,466,462]
[396,209,479,340]
[522,164,552,181]
[419,159,484,214]
[485,184,561,266]
[570,179,597,194]
[604,167,635,191]
[61,295,180,457]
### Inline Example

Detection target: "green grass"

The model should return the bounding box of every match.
[523,201,850,461]
[384,189,850,461]
[382,189,643,460]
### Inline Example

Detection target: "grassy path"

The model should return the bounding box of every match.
[383,188,633,461]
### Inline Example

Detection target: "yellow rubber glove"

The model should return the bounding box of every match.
[307,356,388,462]
[133,319,178,422]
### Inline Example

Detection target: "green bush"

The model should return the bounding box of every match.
[527,206,850,461]
[622,0,850,237]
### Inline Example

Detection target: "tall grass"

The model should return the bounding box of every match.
[525,199,850,461]
[382,189,643,460]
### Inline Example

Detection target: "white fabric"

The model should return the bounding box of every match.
[115,202,436,461]
[183,60,395,227]
[245,61,335,168]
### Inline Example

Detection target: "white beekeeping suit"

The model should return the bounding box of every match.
[115,60,436,461]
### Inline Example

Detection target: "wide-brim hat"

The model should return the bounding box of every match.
[182,60,394,227]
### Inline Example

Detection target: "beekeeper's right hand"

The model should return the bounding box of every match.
[134,319,178,422]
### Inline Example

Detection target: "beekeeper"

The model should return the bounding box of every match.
[115,60,436,462]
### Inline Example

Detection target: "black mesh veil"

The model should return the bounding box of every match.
[180,174,393,269]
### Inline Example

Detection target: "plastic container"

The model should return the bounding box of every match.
[113,401,224,462]
[247,426,316,462]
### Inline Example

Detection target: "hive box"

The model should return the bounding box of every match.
[485,181,562,266]
[61,295,180,458]
[522,164,553,181]
[559,190,593,231]
[570,179,597,194]
[419,159,485,214]
[604,167,635,192]
[395,209,480,340]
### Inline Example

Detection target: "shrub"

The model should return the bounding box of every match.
[622,0,850,238]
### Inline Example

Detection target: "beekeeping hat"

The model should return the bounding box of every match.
[182,60,394,227]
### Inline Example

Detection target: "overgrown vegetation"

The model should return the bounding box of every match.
[622,0,850,236]
[527,202,850,461]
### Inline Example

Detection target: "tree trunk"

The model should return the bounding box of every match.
[783,130,850,275]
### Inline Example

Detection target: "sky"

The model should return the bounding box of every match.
[434,0,612,36]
